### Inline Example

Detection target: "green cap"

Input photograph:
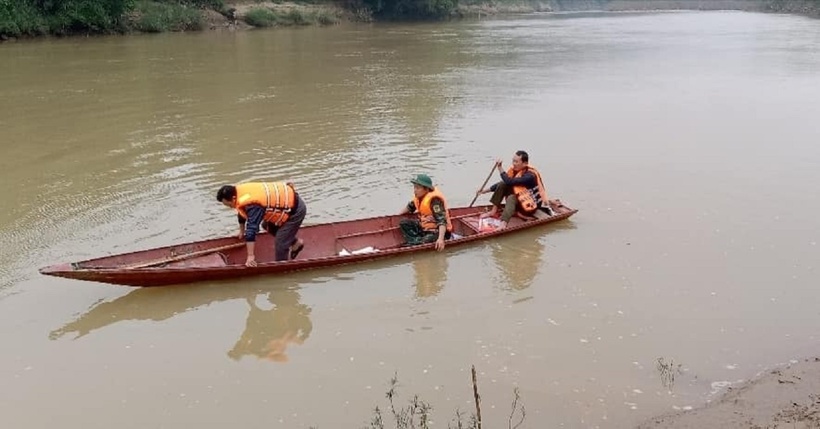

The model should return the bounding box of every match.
[410,174,434,189]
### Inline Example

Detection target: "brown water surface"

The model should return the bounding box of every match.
[1,11,819,428]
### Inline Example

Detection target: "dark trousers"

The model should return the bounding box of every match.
[263,195,306,261]
[489,183,521,222]
[399,219,451,246]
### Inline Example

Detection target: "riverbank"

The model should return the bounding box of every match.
[637,357,820,428]
[221,0,820,29]
[0,0,353,42]
[208,1,351,30]
[202,0,820,32]
[3,0,819,41]
[455,0,820,18]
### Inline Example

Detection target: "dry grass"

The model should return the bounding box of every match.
[312,365,529,429]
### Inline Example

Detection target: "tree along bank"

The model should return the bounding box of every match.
[2,0,819,41]
[0,0,451,40]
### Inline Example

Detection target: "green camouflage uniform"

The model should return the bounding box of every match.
[399,197,450,245]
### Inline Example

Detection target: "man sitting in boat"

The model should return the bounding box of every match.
[216,182,307,266]
[475,150,549,229]
[398,174,452,251]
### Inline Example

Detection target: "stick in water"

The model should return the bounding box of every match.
[472,365,482,429]
[469,161,498,207]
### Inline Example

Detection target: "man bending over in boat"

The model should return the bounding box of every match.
[398,174,452,251]
[475,150,550,229]
[217,182,306,267]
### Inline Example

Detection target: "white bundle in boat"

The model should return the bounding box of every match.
[338,246,380,256]
[478,217,502,231]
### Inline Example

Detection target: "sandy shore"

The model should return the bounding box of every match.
[638,357,820,428]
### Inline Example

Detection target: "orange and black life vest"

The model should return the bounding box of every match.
[507,166,547,213]
[412,187,453,232]
[235,182,296,227]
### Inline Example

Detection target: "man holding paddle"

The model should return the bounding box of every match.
[399,174,452,251]
[216,181,306,266]
[475,150,549,229]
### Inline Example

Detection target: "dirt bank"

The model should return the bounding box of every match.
[637,357,820,428]
[204,1,355,30]
[212,0,820,30]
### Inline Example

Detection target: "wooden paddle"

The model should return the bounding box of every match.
[124,242,245,270]
[468,161,498,207]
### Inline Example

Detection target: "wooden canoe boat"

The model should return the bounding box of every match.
[39,200,577,287]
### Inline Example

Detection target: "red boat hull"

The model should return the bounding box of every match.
[40,202,578,287]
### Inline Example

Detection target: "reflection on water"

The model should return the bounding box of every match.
[227,286,312,363]
[412,253,449,299]
[46,223,567,362]
[50,275,314,364]
[489,222,577,291]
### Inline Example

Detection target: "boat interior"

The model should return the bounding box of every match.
[78,204,564,270]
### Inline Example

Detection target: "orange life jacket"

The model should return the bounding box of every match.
[413,187,453,232]
[235,182,296,227]
[507,165,547,213]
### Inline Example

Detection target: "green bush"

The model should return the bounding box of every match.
[0,0,225,37]
[167,0,226,14]
[46,0,134,34]
[1,0,134,37]
[314,9,342,25]
[134,1,204,33]
[155,0,225,9]
[282,9,311,25]
[360,0,459,19]
[243,7,342,28]
[244,7,278,27]
[0,0,47,37]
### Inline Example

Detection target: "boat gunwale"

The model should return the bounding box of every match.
[39,203,578,286]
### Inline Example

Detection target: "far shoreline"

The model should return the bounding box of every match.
[2,0,819,44]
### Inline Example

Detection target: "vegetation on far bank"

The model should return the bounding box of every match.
[0,0,345,38]
[243,5,341,28]
[2,0,820,40]
[0,0,461,39]
[0,0,217,37]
